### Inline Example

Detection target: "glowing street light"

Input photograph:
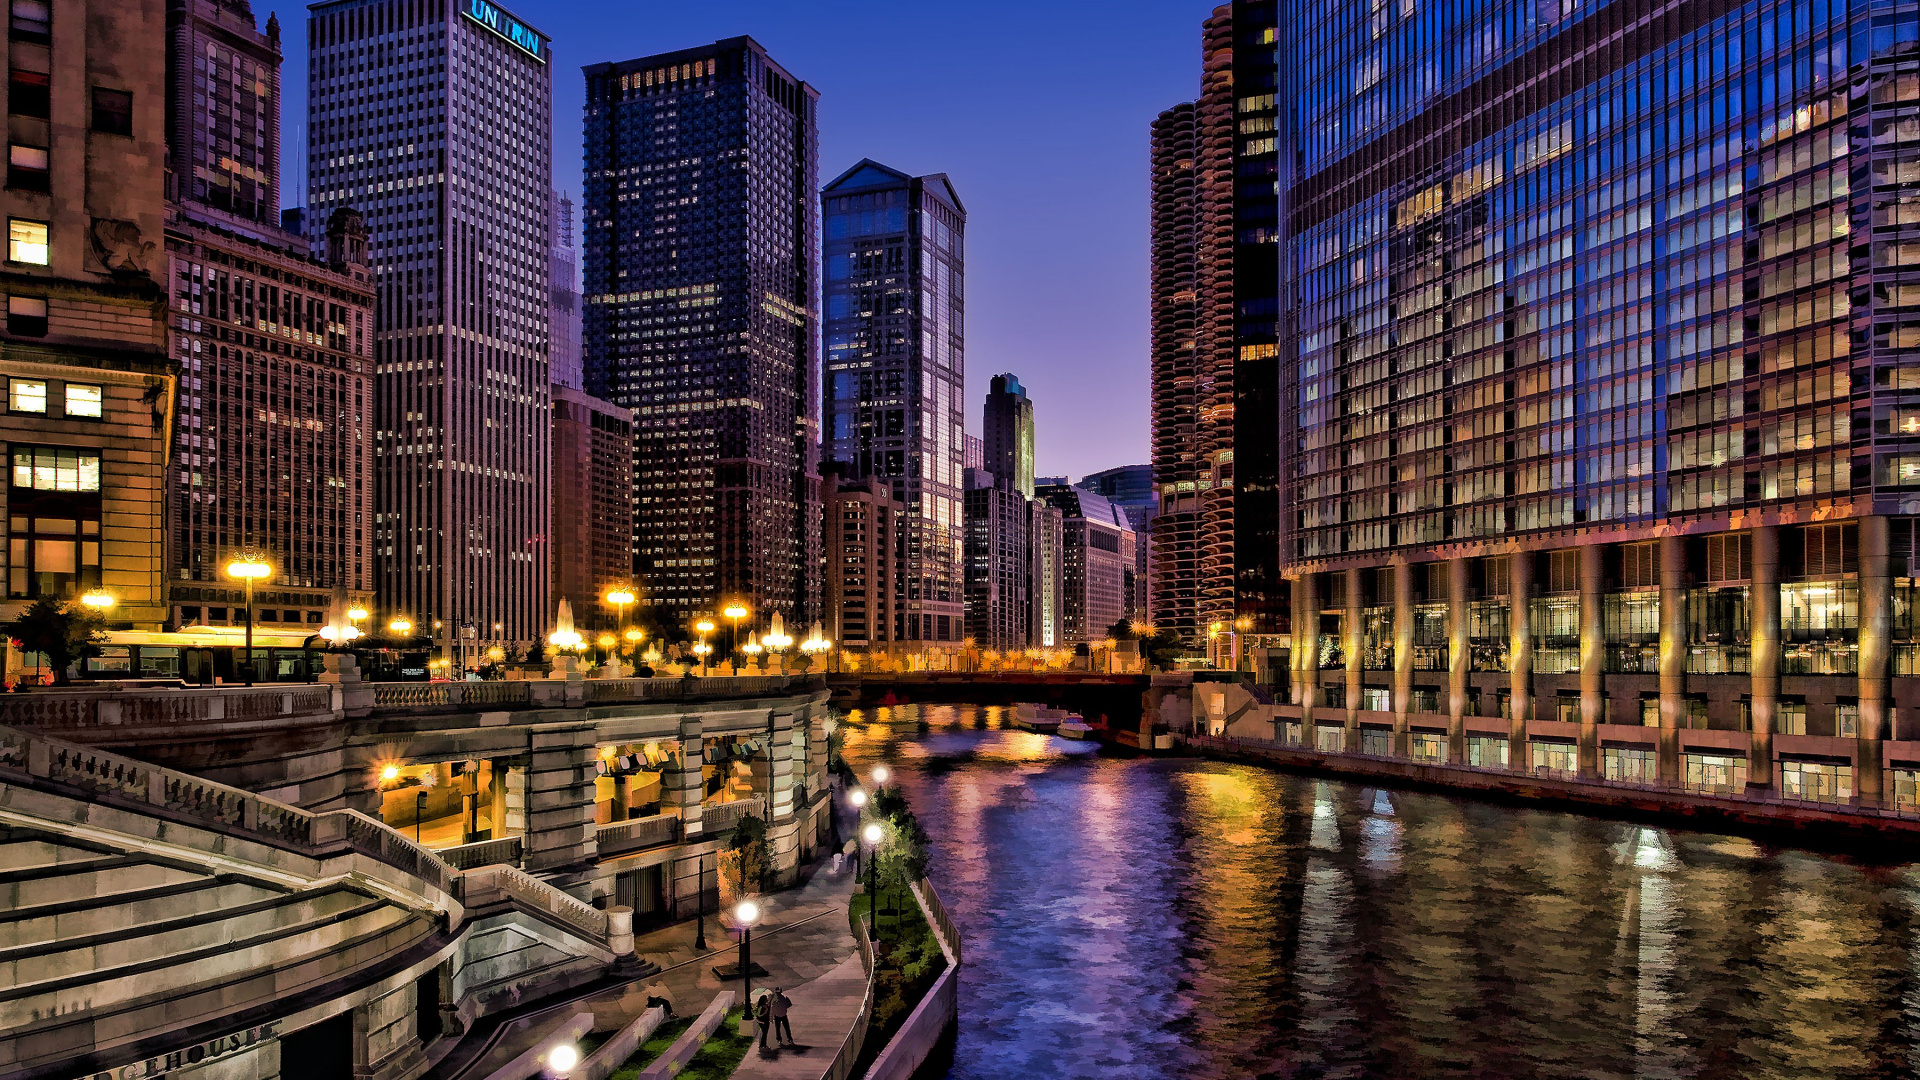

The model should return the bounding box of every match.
[848,788,867,810]
[389,617,413,635]
[79,588,114,611]
[871,764,890,789]
[723,602,749,671]
[862,823,885,936]
[604,587,636,643]
[225,551,272,684]
[735,899,761,1022]
[547,1042,579,1075]
[347,606,369,622]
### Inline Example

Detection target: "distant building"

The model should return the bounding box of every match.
[0,0,175,652]
[1028,502,1065,648]
[962,434,983,472]
[1079,464,1156,628]
[307,0,554,652]
[821,159,966,654]
[1038,484,1139,643]
[963,467,1028,650]
[983,374,1034,499]
[584,39,821,627]
[824,476,902,659]
[549,191,582,390]
[164,0,375,639]
[551,386,633,634]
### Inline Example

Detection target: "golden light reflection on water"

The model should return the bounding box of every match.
[839,708,1920,1080]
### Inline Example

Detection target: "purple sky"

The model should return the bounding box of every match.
[279,0,1218,481]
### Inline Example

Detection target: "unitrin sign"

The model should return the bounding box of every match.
[462,0,545,62]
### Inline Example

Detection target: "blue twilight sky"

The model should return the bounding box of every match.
[277,0,1220,483]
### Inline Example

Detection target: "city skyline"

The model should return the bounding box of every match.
[269,1,1221,481]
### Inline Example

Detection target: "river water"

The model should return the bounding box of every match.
[838,704,1920,1080]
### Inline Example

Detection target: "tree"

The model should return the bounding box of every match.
[728,812,770,895]
[5,597,106,685]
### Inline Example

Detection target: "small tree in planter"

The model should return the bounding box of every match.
[5,597,106,686]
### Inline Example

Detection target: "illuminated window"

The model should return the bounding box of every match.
[11,446,99,492]
[64,383,100,418]
[7,217,46,264]
[7,143,46,191]
[8,377,43,412]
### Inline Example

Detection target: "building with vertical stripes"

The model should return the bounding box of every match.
[305,0,553,657]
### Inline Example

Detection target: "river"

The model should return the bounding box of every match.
[837,704,1920,1080]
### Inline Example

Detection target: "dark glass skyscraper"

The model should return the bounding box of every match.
[583,39,822,626]
[983,372,1034,500]
[1274,0,1918,805]
[820,159,966,651]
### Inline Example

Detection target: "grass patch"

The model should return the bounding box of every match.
[849,889,948,1075]
[606,1015,693,1080]
[677,1007,755,1080]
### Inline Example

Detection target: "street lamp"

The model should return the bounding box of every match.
[695,619,715,676]
[604,587,636,635]
[870,764,890,792]
[723,602,748,671]
[742,641,763,671]
[694,854,709,950]
[547,1042,579,1076]
[225,552,272,684]
[735,899,760,1026]
[389,617,413,635]
[79,588,114,612]
[862,822,884,937]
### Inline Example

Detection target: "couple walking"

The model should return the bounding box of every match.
[755,986,794,1048]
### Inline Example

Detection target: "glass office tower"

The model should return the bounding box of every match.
[1277,0,1920,804]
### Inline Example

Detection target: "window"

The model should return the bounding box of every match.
[7,514,98,598]
[7,294,43,335]
[8,0,47,41]
[59,382,99,418]
[8,377,44,412]
[90,87,131,137]
[11,446,100,491]
[7,143,45,191]
[8,68,48,118]
[8,217,47,264]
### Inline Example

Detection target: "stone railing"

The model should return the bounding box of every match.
[584,675,815,703]
[596,811,679,855]
[915,875,963,966]
[371,681,533,709]
[865,878,962,1080]
[460,863,610,943]
[699,796,764,834]
[0,724,469,895]
[435,834,524,871]
[0,685,336,731]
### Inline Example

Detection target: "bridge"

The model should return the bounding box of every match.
[826,671,1194,747]
[0,661,837,1080]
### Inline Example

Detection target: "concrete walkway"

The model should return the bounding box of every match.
[439,854,862,1080]
[730,951,868,1079]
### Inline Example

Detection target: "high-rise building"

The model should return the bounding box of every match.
[583,39,821,628]
[820,159,967,653]
[549,190,582,390]
[1273,0,1913,801]
[0,0,175,647]
[551,385,632,633]
[165,0,281,225]
[962,433,983,472]
[1080,464,1157,627]
[1028,501,1064,648]
[983,372,1034,499]
[1149,2,1283,649]
[163,0,375,638]
[824,475,901,659]
[963,467,1029,650]
[1037,483,1138,644]
[306,0,553,654]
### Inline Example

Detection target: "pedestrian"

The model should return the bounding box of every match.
[770,986,794,1045]
[754,989,772,1049]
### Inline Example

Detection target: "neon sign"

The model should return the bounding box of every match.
[462,0,545,63]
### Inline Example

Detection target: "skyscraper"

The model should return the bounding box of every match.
[306,0,553,654]
[963,467,1028,650]
[583,39,821,627]
[983,372,1034,499]
[549,191,582,390]
[1037,483,1138,644]
[1272,0,1908,802]
[1079,463,1156,626]
[1150,2,1282,651]
[551,386,632,632]
[164,0,375,635]
[820,159,967,654]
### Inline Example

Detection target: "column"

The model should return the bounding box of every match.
[1509,551,1533,773]
[1297,573,1320,725]
[1393,561,1414,755]
[670,715,705,838]
[523,721,598,872]
[1344,567,1364,744]
[1749,525,1781,790]
[1579,544,1606,778]
[1859,515,1893,806]
[1447,557,1469,761]
[1657,534,1688,784]
[748,710,799,885]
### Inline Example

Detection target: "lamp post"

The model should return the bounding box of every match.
[735,899,760,1026]
[848,788,867,878]
[695,620,715,677]
[604,588,636,637]
[742,641,763,672]
[723,603,748,673]
[225,552,272,684]
[862,822,884,938]
[870,764,890,794]
[694,854,709,950]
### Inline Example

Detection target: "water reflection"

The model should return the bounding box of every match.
[839,705,1920,1079]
